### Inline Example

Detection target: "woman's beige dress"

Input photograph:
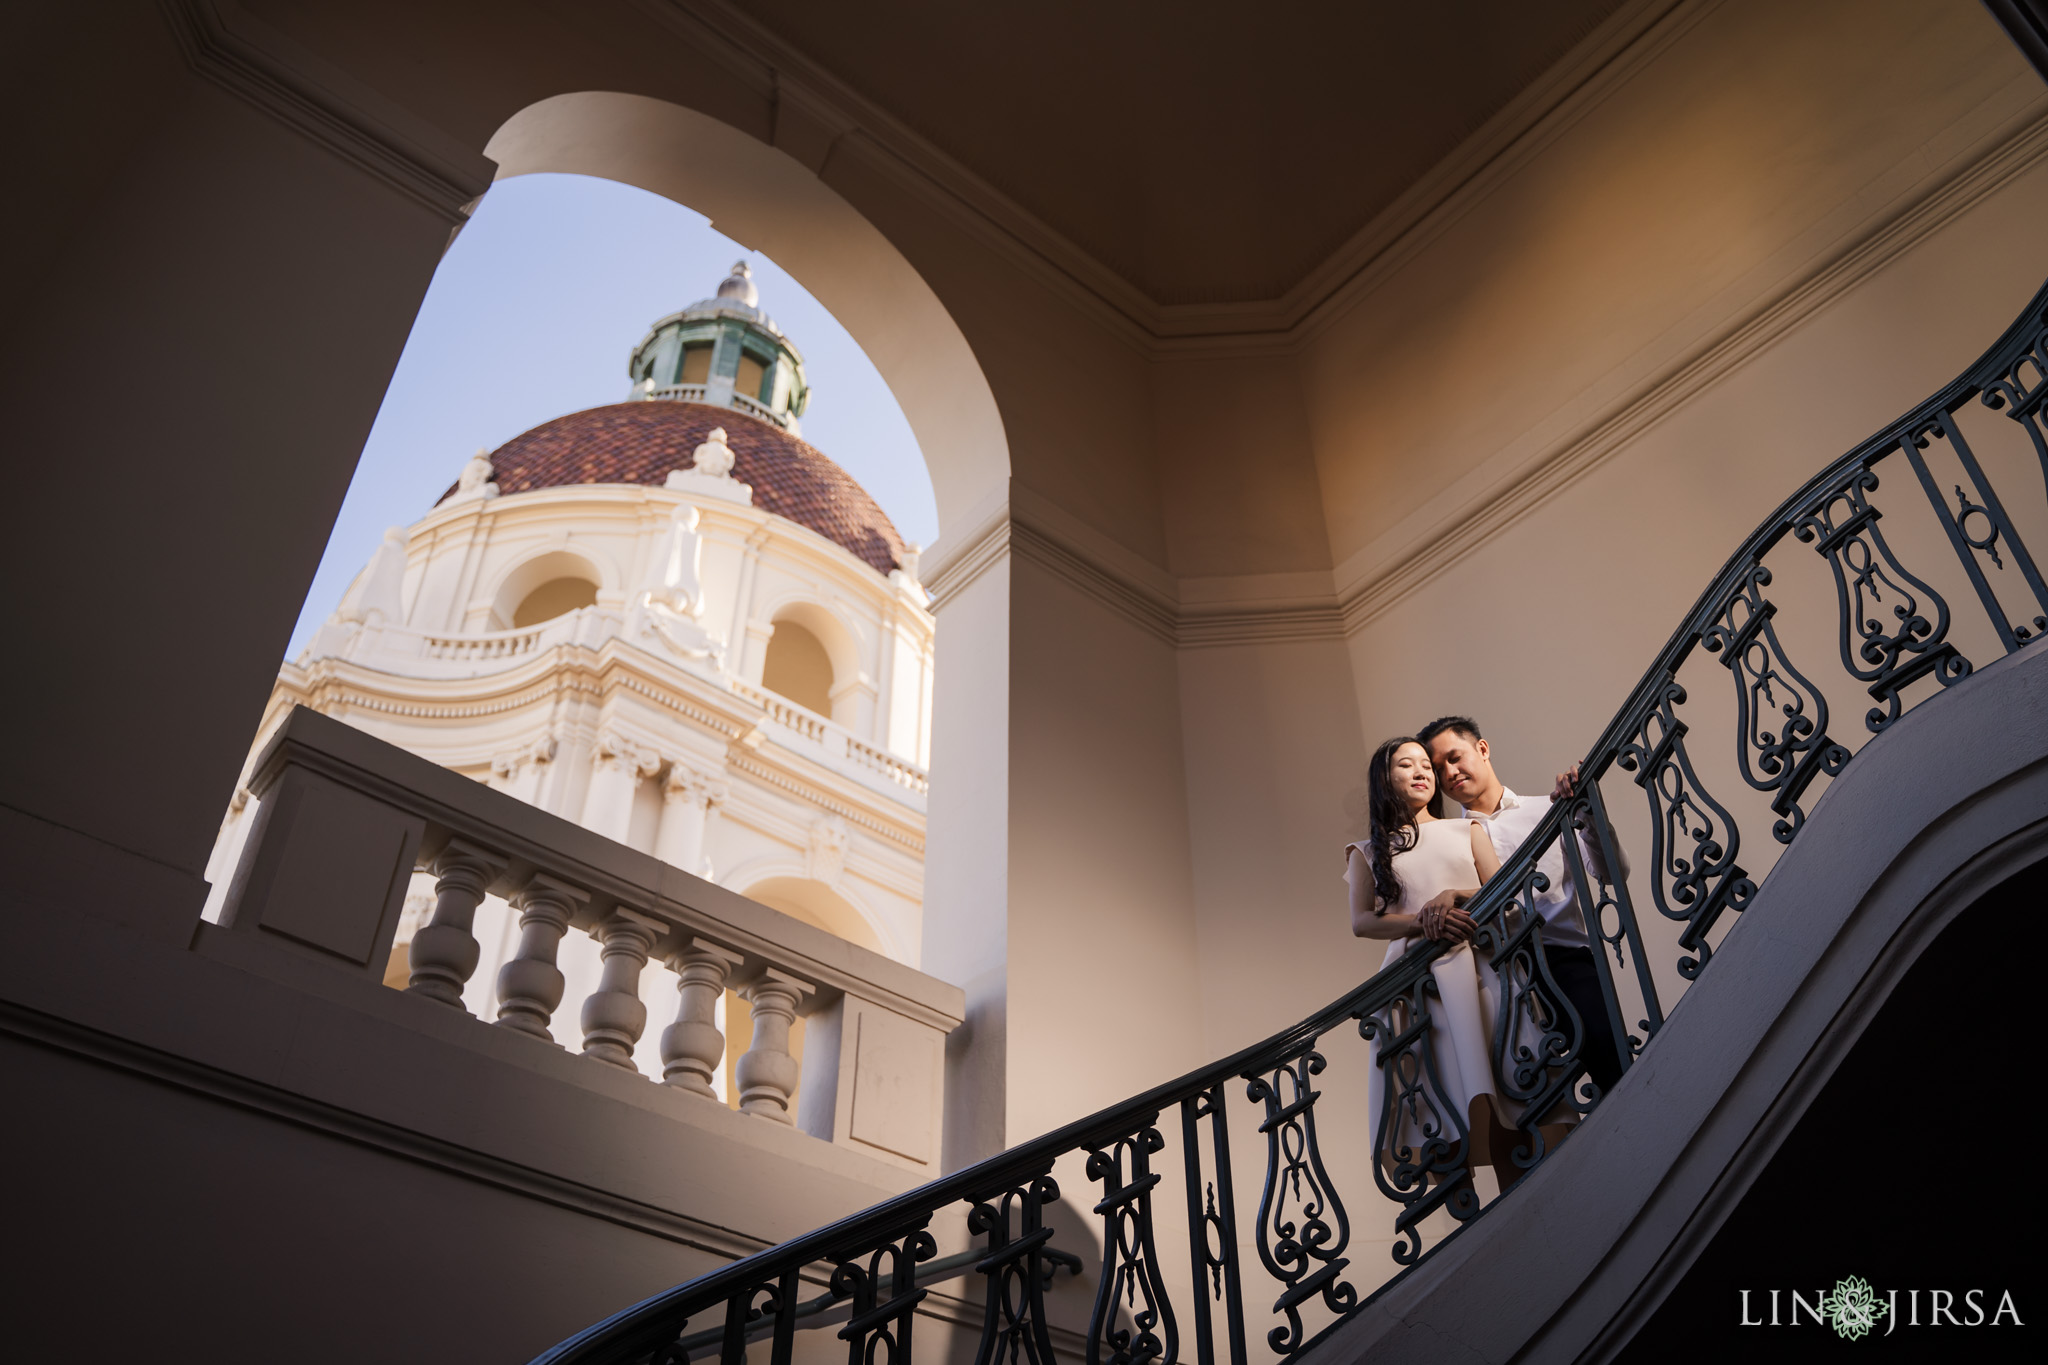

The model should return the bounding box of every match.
[1346,821,1505,1175]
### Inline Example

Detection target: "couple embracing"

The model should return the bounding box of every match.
[1344,717,1624,1193]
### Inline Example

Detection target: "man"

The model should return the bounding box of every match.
[1416,715,1626,1096]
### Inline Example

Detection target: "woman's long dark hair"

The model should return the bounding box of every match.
[1366,736,1444,910]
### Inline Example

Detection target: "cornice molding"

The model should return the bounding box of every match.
[929,91,2048,653]
[157,0,494,225]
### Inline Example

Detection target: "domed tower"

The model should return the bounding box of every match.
[206,267,936,1089]
[626,261,811,433]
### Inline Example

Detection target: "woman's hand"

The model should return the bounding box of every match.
[1416,888,1477,942]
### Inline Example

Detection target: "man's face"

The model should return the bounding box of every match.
[1427,730,1494,807]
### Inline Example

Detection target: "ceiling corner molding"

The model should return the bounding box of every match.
[157,0,495,225]
[1333,101,2048,637]
[648,0,1714,359]
[1010,516,1179,644]
[1176,603,1347,650]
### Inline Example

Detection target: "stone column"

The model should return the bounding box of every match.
[584,730,657,842]
[660,938,745,1096]
[580,909,665,1069]
[737,970,814,1121]
[655,762,728,878]
[494,874,588,1040]
[405,840,508,1010]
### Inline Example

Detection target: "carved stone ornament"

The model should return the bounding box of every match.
[807,814,850,887]
[592,729,661,778]
[491,733,557,782]
[632,505,727,661]
[693,427,735,478]
[445,448,500,505]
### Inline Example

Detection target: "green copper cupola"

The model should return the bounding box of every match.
[627,261,811,433]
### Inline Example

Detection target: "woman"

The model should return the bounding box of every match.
[1347,737,1508,1192]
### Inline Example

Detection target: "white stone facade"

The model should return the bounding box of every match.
[206,422,935,1091]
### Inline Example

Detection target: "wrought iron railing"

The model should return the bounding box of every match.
[532,277,2048,1365]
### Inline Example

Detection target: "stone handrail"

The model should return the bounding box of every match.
[729,677,931,798]
[217,705,963,1171]
[421,622,551,662]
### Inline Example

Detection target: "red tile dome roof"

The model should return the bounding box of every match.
[458,402,907,575]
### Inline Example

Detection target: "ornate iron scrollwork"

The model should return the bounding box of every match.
[1616,679,1753,979]
[1568,781,1665,1050]
[1897,411,2048,650]
[650,1319,697,1365]
[1979,306,2048,502]
[833,1229,938,1365]
[1792,466,1967,731]
[1354,982,1475,1263]
[968,1176,1062,1365]
[1701,564,1851,843]
[1085,1127,1179,1365]
[1472,858,1587,1125]
[1243,1050,1357,1345]
[1178,1089,1247,1365]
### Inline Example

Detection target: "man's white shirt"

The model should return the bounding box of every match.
[1457,786,1595,951]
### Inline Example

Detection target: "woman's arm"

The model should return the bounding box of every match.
[1348,846,1422,941]
[1414,825,1498,940]
[1470,820,1501,883]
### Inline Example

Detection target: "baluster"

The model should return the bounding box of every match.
[1245,1046,1357,1345]
[660,938,744,1096]
[494,874,588,1039]
[1578,778,1664,1039]
[1179,1087,1247,1365]
[1472,855,1586,1127]
[712,1275,799,1365]
[405,839,508,1010]
[1355,974,1471,1267]
[1899,410,2048,649]
[1979,306,2048,500]
[967,1175,1063,1365]
[1700,565,1850,843]
[580,909,664,1069]
[834,1228,937,1365]
[1085,1126,1178,1365]
[1554,816,1635,1090]
[1792,463,1970,729]
[737,970,814,1119]
[1614,680,1753,979]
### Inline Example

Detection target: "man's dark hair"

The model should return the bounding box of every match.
[1417,715,1482,749]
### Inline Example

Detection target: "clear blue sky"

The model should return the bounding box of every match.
[287,172,938,658]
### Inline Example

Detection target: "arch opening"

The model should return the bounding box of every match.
[742,875,885,954]
[512,576,599,627]
[761,620,835,716]
[487,548,608,630]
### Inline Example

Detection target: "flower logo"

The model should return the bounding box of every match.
[1818,1275,1887,1341]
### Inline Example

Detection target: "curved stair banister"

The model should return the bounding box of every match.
[532,276,2048,1365]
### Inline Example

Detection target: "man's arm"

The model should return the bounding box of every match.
[1551,762,1631,885]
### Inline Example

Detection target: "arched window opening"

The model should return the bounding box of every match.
[743,875,883,953]
[762,619,834,715]
[511,576,598,627]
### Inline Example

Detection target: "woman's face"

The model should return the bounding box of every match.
[1390,742,1435,813]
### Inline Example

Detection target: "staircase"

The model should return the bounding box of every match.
[531,278,2048,1365]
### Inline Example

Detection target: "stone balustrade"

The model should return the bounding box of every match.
[216,705,962,1172]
